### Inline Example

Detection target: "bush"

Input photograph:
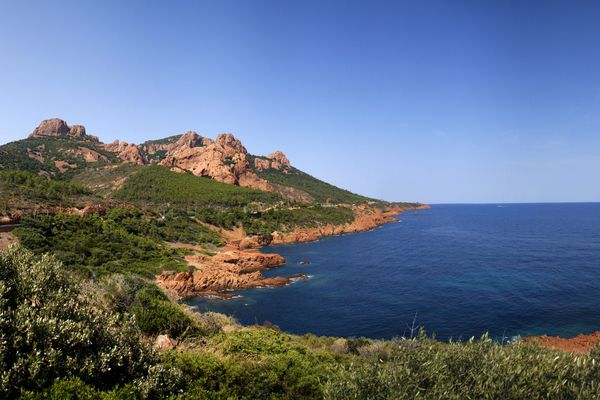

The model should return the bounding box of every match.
[13,213,188,278]
[0,246,158,397]
[324,335,600,400]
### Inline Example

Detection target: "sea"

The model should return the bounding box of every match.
[187,203,600,341]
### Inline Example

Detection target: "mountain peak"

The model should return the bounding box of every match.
[29,118,89,139]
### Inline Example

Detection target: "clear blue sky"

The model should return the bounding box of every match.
[1,0,599,204]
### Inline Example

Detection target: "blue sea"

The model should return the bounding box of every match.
[188,203,600,340]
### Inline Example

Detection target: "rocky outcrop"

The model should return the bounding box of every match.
[267,151,291,170]
[66,147,109,163]
[29,118,91,139]
[157,269,306,299]
[154,334,176,351]
[160,132,273,190]
[156,246,307,299]
[104,140,145,164]
[24,118,312,199]
[524,332,600,354]
[69,124,86,137]
[271,204,429,245]
[54,160,77,172]
[253,151,291,172]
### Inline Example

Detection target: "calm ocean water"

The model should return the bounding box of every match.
[188,203,600,340]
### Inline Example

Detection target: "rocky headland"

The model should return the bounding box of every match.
[156,204,429,299]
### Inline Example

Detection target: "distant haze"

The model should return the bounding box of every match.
[1,1,600,204]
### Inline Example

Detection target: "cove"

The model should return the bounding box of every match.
[187,203,600,340]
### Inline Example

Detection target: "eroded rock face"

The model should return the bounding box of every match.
[154,334,176,351]
[104,140,145,164]
[29,118,90,139]
[66,147,109,163]
[253,151,292,173]
[69,124,86,137]
[266,151,291,170]
[30,118,70,137]
[26,118,299,195]
[160,132,273,190]
[155,247,307,299]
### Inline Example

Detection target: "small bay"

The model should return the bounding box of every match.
[188,203,600,340]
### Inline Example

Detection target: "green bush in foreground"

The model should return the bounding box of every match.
[324,334,600,400]
[0,246,180,398]
[6,247,600,399]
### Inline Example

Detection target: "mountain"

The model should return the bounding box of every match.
[0,118,372,204]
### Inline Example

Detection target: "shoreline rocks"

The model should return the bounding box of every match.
[156,204,427,300]
[524,332,600,354]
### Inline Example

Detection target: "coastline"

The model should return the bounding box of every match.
[156,203,429,300]
[523,332,600,354]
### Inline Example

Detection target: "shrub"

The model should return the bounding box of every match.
[13,213,188,278]
[0,246,157,397]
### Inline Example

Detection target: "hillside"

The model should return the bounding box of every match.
[0,118,451,399]
[0,118,377,204]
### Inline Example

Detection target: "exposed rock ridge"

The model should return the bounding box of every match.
[29,118,94,140]
[254,151,291,172]
[159,132,273,191]
[104,140,145,165]
[25,118,299,195]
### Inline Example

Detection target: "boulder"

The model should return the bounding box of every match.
[154,334,176,351]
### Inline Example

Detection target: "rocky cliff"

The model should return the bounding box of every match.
[23,118,297,193]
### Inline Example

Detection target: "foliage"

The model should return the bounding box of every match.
[0,246,165,398]
[96,274,203,339]
[70,164,143,197]
[13,212,189,278]
[324,333,600,400]
[0,170,91,199]
[194,204,354,235]
[0,136,117,178]
[167,328,336,399]
[105,208,223,246]
[254,163,373,204]
[242,205,355,235]
[114,166,281,207]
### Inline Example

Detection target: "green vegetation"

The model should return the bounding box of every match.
[254,164,373,204]
[242,205,355,235]
[110,166,356,235]
[0,170,97,214]
[0,246,171,398]
[5,246,600,399]
[13,211,195,278]
[71,163,143,196]
[97,274,207,339]
[324,332,600,399]
[0,136,118,178]
[114,165,281,207]
[0,170,90,200]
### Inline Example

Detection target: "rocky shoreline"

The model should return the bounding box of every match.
[156,204,429,299]
[523,332,600,354]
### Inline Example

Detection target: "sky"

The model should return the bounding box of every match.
[1,0,600,204]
